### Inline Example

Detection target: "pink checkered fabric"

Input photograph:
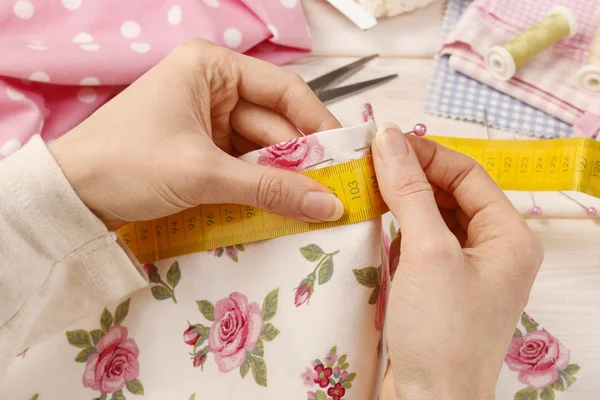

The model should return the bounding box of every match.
[483,0,599,62]
[441,0,600,127]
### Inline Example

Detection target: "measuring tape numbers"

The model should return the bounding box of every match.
[117,136,600,263]
[117,155,388,263]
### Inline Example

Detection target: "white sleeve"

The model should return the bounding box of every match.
[0,135,148,377]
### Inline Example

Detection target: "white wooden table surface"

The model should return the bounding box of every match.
[291,0,600,396]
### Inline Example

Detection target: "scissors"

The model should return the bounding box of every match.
[307,54,398,104]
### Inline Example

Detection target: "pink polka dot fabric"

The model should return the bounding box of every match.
[0,0,311,159]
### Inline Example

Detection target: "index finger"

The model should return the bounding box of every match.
[233,52,342,135]
[406,136,519,221]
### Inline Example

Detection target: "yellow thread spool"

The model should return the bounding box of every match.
[485,6,578,81]
[577,10,600,95]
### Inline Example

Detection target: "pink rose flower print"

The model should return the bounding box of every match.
[190,289,280,387]
[83,325,140,393]
[183,325,201,346]
[66,298,145,398]
[193,352,207,368]
[294,283,312,307]
[506,329,570,389]
[257,136,325,171]
[303,346,356,400]
[208,292,264,372]
[294,244,339,307]
[507,313,580,399]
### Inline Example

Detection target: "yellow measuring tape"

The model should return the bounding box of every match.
[118,136,600,263]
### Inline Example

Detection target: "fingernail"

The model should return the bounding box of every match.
[376,122,408,160]
[302,192,344,221]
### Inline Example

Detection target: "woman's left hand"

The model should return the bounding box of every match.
[49,39,344,230]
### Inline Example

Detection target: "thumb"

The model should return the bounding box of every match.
[205,151,345,222]
[372,122,446,241]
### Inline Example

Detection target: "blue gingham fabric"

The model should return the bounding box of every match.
[424,0,572,138]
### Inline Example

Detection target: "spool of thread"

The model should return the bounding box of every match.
[485,6,578,81]
[577,10,600,95]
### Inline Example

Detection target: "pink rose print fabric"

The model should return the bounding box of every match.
[65,298,144,399]
[504,313,580,399]
[0,0,311,160]
[0,120,582,399]
[441,0,600,128]
[257,136,325,171]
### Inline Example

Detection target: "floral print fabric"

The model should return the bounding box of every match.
[0,121,580,399]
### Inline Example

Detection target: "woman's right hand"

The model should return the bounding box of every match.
[373,123,544,399]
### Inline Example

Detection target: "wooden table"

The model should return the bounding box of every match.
[289,1,600,397]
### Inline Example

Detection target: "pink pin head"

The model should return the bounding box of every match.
[413,123,427,137]
[586,207,597,217]
[531,206,543,217]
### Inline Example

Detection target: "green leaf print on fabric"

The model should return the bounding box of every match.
[144,261,180,303]
[66,330,92,348]
[188,394,196,400]
[111,391,126,400]
[261,288,279,322]
[188,290,280,387]
[353,265,387,330]
[294,245,339,307]
[196,300,215,321]
[30,394,39,400]
[521,313,539,333]
[303,346,356,400]
[66,298,143,399]
[506,313,580,400]
[100,308,113,332]
[300,244,324,262]
[515,387,538,400]
[114,298,131,325]
[125,379,144,395]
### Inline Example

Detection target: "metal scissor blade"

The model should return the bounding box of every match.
[307,54,379,93]
[316,74,398,103]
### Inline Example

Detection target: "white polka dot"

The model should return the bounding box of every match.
[77,88,97,104]
[29,71,50,82]
[121,21,141,38]
[279,0,298,8]
[61,0,81,11]
[0,139,22,157]
[5,87,24,100]
[13,1,34,19]
[267,24,279,41]
[80,77,100,86]
[203,0,220,7]
[26,40,47,50]
[168,5,182,25]
[80,43,100,51]
[73,32,93,43]
[130,42,151,53]
[223,28,242,48]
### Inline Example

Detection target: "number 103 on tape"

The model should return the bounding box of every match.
[117,156,388,263]
[118,136,600,263]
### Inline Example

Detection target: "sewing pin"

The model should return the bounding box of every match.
[354,122,427,152]
[558,191,598,217]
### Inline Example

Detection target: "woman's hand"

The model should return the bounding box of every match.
[49,39,344,231]
[373,123,544,399]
